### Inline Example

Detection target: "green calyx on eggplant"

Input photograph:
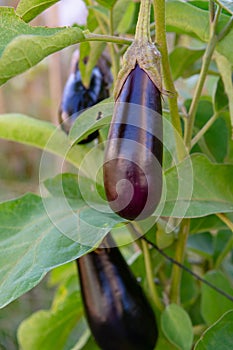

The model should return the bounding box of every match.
[103,64,163,221]
[76,234,158,350]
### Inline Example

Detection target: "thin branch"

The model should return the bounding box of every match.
[83,32,133,46]
[142,236,233,303]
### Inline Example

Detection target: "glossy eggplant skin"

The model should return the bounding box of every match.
[77,235,158,350]
[59,65,109,142]
[103,64,163,221]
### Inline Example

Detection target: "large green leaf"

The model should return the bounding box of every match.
[166,1,233,64]
[162,154,233,218]
[16,0,60,22]
[190,214,231,234]
[18,278,83,350]
[95,0,117,9]
[214,77,229,113]
[161,304,193,350]
[191,98,229,163]
[79,41,106,88]
[201,270,233,325]
[215,53,233,137]
[0,192,122,308]
[187,232,214,259]
[0,7,84,85]
[194,310,233,350]
[215,0,233,15]
[169,47,204,80]
[0,113,89,170]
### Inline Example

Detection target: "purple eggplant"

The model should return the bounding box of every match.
[103,64,163,221]
[76,234,158,350]
[59,57,110,142]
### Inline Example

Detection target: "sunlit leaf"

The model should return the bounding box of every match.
[0,7,84,85]
[16,0,60,22]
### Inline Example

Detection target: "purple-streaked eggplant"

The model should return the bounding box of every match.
[103,64,163,221]
[59,56,110,142]
[76,234,158,350]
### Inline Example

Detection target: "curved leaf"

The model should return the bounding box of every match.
[161,304,193,350]
[0,114,88,169]
[162,154,233,218]
[16,0,60,22]
[194,310,233,350]
[201,270,233,325]
[18,281,84,350]
[0,7,84,85]
[166,1,233,64]
[0,193,122,308]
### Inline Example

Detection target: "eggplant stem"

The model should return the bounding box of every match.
[135,0,151,43]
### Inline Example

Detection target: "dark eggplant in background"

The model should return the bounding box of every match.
[104,64,163,221]
[76,234,158,350]
[59,53,111,142]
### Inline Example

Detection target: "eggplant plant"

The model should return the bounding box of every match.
[0,0,233,350]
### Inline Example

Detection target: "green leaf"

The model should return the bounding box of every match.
[95,0,117,9]
[16,0,60,23]
[113,0,132,32]
[0,192,123,308]
[180,261,199,306]
[188,232,214,258]
[213,230,233,264]
[0,7,84,85]
[18,286,83,350]
[69,100,113,144]
[169,47,204,80]
[44,173,82,200]
[116,1,135,34]
[191,98,229,163]
[215,53,233,137]
[190,214,230,234]
[194,310,233,350]
[161,304,193,350]
[162,154,233,218]
[201,270,233,325]
[0,114,89,170]
[166,1,233,64]
[156,335,179,350]
[215,0,233,15]
[79,41,106,88]
[214,77,229,112]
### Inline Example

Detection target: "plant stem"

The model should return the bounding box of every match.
[142,239,164,311]
[109,8,119,84]
[184,5,222,150]
[191,112,219,148]
[153,0,184,161]
[170,219,190,304]
[184,39,218,149]
[143,236,233,302]
[83,33,132,46]
[215,213,233,268]
[209,0,216,23]
[135,0,151,42]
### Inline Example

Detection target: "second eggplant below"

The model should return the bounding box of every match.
[76,234,158,350]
